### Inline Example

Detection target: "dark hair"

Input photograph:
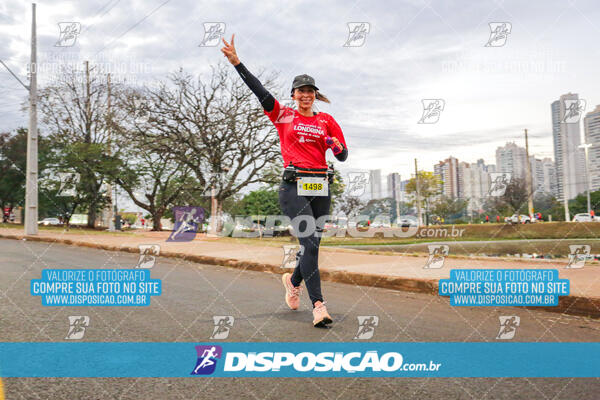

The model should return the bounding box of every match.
[291,88,331,104]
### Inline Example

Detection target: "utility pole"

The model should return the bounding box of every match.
[524,129,534,219]
[395,174,401,221]
[106,73,115,231]
[414,158,422,226]
[25,3,38,235]
[85,60,90,140]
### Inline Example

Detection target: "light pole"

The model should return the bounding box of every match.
[524,129,534,219]
[579,143,593,214]
[25,3,38,234]
[0,4,38,234]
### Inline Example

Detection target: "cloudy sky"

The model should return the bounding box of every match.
[1,0,599,187]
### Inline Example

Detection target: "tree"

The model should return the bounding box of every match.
[405,171,442,223]
[361,198,391,220]
[38,66,121,228]
[483,177,528,216]
[569,190,600,216]
[0,129,27,221]
[335,195,367,218]
[431,195,468,222]
[129,65,281,233]
[0,128,61,224]
[239,188,282,216]
[112,150,200,231]
[110,90,203,231]
[533,192,562,221]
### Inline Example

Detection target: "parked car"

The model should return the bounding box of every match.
[323,222,338,230]
[573,213,594,222]
[38,218,61,226]
[398,217,418,228]
[506,214,533,224]
[370,221,391,228]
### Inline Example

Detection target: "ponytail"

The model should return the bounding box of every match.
[316,91,330,103]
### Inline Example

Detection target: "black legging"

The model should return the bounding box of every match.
[279,180,331,306]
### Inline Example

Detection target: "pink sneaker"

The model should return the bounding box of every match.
[282,273,302,310]
[312,301,332,327]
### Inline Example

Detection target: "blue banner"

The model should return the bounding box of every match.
[30,269,162,306]
[439,269,569,306]
[0,342,597,377]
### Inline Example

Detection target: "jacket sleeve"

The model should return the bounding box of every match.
[327,115,348,162]
[234,62,276,112]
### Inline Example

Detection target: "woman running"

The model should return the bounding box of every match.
[221,34,348,327]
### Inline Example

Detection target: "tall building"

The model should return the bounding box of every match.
[529,156,545,194]
[584,105,600,192]
[434,157,459,198]
[495,142,527,179]
[458,160,492,212]
[387,173,402,200]
[551,93,586,200]
[541,158,558,196]
[369,169,382,200]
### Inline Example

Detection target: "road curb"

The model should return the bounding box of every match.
[3,232,599,319]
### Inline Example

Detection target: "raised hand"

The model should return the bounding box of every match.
[221,34,240,66]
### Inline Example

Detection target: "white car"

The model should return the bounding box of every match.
[38,218,61,226]
[507,214,533,224]
[398,217,418,227]
[573,213,594,222]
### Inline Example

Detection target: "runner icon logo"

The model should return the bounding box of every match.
[65,316,89,340]
[354,316,379,340]
[418,99,445,124]
[282,245,304,269]
[343,22,370,47]
[485,22,512,47]
[345,172,370,197]
[424,245,449,269]
[136,244,160,269]
[199,23,226,47]
[274,107,295,124]
[561,99,587,124]
[488,173,511,197]
[55,22,81,47]
[496,316,520,340]
[191,345,223,375]
[210,316,234,340]
[566,245,591,269]
[57,172,80,197]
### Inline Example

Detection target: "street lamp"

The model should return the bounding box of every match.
[578,143,593,214]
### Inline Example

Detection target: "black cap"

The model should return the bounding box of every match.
[292,74,319,91]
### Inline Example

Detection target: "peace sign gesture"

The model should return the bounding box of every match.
[221,34,240,66]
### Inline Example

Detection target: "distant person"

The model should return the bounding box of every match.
[496,215,500,223]
[591,210,596,221]
[485,215,489,223]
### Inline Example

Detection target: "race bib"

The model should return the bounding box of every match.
[297,177,328,196]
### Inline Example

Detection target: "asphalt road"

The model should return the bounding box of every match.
[1,239,599,399]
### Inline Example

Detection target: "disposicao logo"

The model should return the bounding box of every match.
[224,350,404,373]
[191,345,442,375]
